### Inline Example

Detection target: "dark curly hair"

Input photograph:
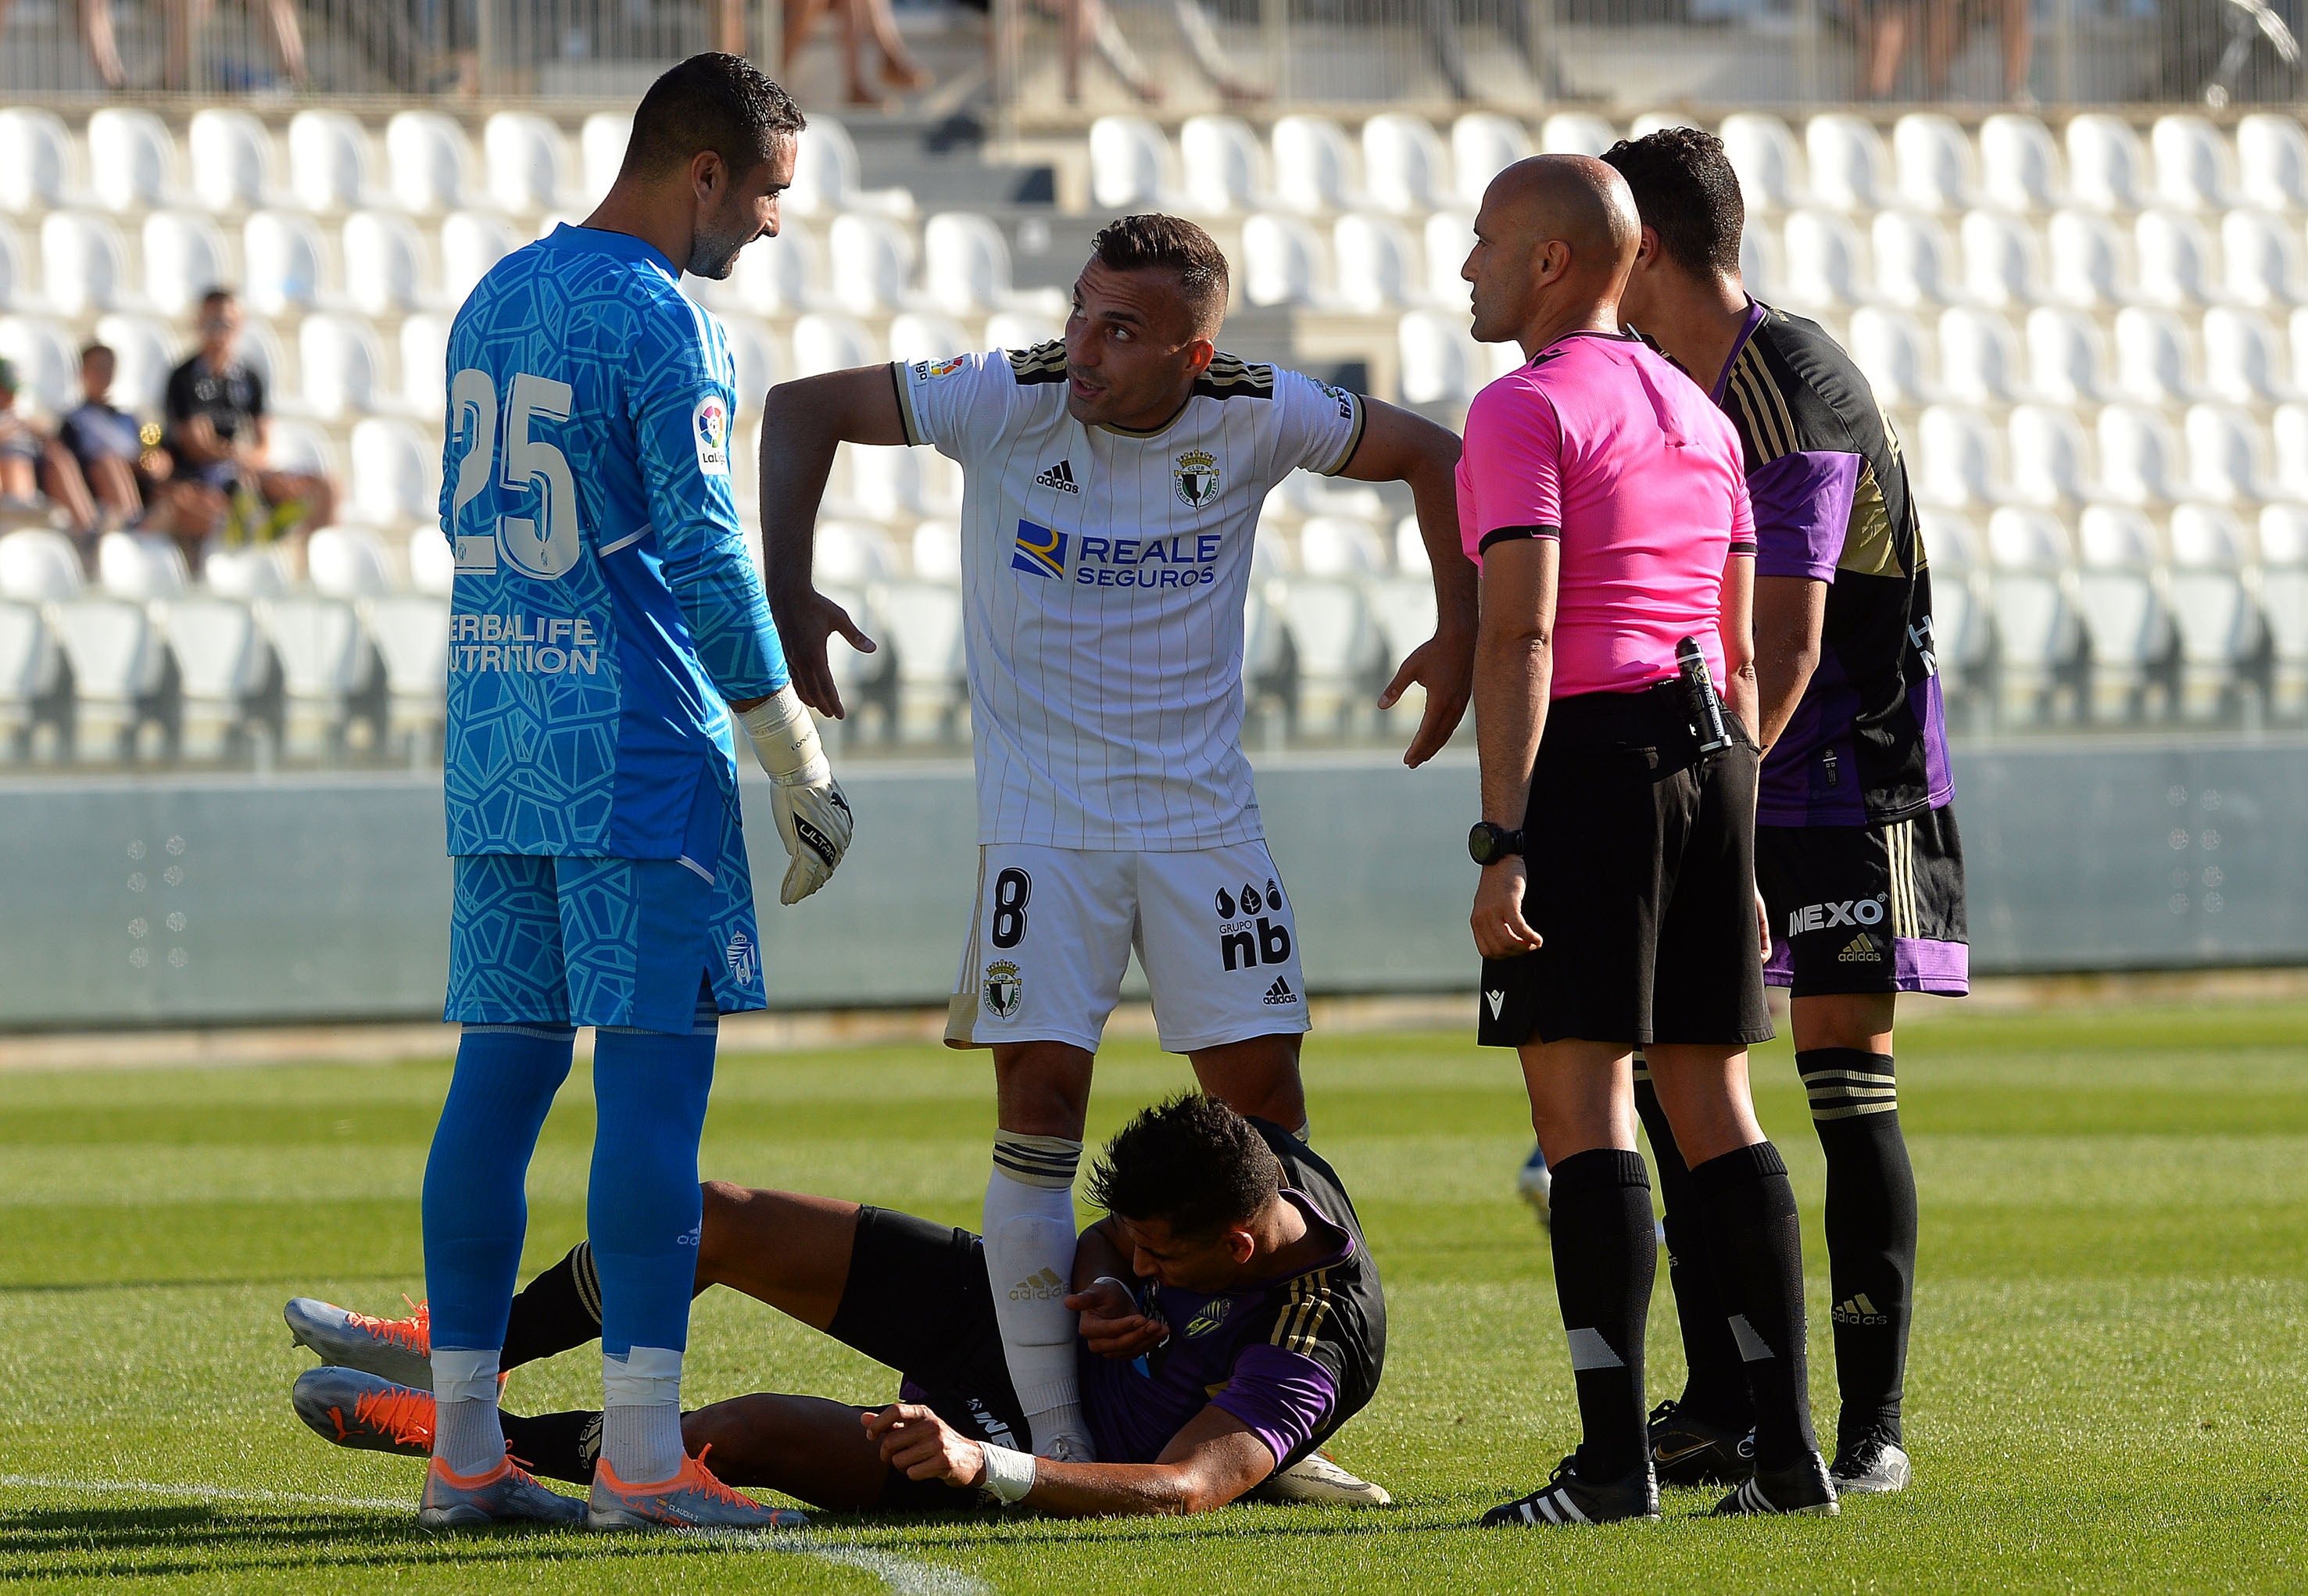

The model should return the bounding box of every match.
[623,52,806,180]
[1086,1093,1280,1240]
[1090,213,1231,336]
[1601,127,1746,282]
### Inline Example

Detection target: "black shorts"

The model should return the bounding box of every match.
[825,1204,1029,1510]
[1478,683,1774,1050]
[1759,803,1970,997]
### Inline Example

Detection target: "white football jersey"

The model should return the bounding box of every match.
[896,342,1367,850]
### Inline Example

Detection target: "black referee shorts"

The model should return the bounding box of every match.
[825,1204,1032,1509]
[1478,682,1775,1050]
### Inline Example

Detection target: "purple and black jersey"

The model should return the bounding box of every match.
[1712,301,1955,828]
[1080,1122,1383,1471]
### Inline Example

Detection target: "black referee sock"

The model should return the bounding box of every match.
[1544,1147,1657,1482]
[1633,1071,1754,1429]
[501,1238,714,1372]
[499,1408,603,1485]
[1690,1141,1820,1471]
[1800,1048,1918,1451]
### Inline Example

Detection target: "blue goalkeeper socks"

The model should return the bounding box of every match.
[589,993,719,1359]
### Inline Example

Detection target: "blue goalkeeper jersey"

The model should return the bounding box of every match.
[439,222,787,858]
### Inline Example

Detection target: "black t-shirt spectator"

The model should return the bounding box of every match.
[165,356,265,446]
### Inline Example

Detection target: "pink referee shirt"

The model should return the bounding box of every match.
[1456,330,1755,700]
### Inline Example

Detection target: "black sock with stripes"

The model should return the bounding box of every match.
[1544,1147,1657,1482]
[500,1242,605,1372]
[1633,1072,1754,1429]
[1691,1141,1820,1472]
[1800,1048,1917,1451]
[498,1407,604,1484]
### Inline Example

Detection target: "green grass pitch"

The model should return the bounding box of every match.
[4,1000,2306,1593]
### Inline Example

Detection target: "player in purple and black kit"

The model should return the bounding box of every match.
[284,1094,1386,1516]
[1602,127,1966,1498]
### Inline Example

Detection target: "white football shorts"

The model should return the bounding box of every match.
[944,839,1310,1054]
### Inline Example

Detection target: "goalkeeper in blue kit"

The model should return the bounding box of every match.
[388,55,853,1532]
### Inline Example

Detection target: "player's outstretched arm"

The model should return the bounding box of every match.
[1336,399,1479,767]
[864,1401,1276,1517]
[758,366,909,718]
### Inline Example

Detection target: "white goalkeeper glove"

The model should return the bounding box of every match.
[737,686,854,905]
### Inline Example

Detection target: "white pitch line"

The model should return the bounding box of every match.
[1,1474,991,1596]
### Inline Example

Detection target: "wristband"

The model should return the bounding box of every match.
[979,1441,1037,1505]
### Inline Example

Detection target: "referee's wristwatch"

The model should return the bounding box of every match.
[1467,821,1525,866]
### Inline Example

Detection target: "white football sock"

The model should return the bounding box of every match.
[432,1348,505,1476]
[984,1133,1092,1459]
[602,1345,686,1486]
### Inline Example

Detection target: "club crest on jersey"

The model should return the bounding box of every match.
[692,394,729,476]
[1174,449,1221,509]
[1012,519,1067,578]
[725,930,754,985]
[983,959,1023,1018]
[1184,1298,1233,1338]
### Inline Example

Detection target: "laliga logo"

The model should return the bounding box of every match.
[692,394,729,474]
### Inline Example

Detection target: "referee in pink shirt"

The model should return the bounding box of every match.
[1458,156,1834,1527]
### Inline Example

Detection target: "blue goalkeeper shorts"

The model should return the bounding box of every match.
[444,782,766,1032]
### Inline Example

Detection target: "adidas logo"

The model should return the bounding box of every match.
[1009,1266,1066,1303]
[1034,459,1082,494]
[1831,1293,1891,1326]
[1837,934,1882,964]
[1263,975,1297,1006]
[1485,989,1505,1020]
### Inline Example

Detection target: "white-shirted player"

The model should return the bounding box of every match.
[760,216,1472,1485]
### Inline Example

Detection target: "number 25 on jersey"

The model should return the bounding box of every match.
[448,368,584,582]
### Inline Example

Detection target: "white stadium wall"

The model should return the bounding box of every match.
[1,740,2303,1029]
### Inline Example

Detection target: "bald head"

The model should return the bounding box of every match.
[1462,154,1643,351]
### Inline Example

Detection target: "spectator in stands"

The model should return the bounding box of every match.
[0,357,102,545]
[1862,0,2031,101]
[768,0,932,105]
[164,0,307,89]
[60,342,224,549]
[0,0,127,90]
[164,290,337,562]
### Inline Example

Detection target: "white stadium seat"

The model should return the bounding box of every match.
[1394,514,1430,575]
[0,315,81,417]
[52,595,167,754]
[349,418,438,528]
[1740,222,1785,302]
[1915,404,2006,507]
[1892,113,1979,213]
[1335,213,1421,313]
[2134,209,2221,306]
[1366,574,1440,686]
[165,593,268,755]
[2065,114,2152,213]
[2238,113,2308,213]
[39,212,132,315]
[2184,403,2281,505]
[2026,305,2117,405]
[187,109,281,214]
[399,313,450,414]
[2008,403,2099,506]
[1362,113,1451,215]
[0,109,80,213]
[1938,306,2027,404]
[1240,213,1329,309]
[2150,115,2238,213]
[439,211,514,306]
[1090,116,1179,211]
[1959,208,2046,308]
[1719,113,1805,213]
[483,113,576,217]
[814,517,900,585]
[792,313,877,378]
[365,592,453,750]
[722,215,823,316]
[922,212,1059,319]
[2112,306,2202,406]
[242,209,331,317]
[2274,403,2308,501]
[1979,113,2065,213]
[0,596,62,749]
[987,310,1063,351]
[1871,210,1961,307]
[2167,502,2264,717]
[1280,577,1385,732]
[1848,306,1936,408]
[1985,505,2082,718]
[2096,404,2188,505]
[1453,113,1532,209]
[1782,209,1871,310]
[1397,310,1486,405]
[911,519,961,582]
[827,213,917,315]
[1423,211,1475,304]
[406,528,454,597]
[2202,307,2298,404]
[2260,505,2308,710]
[96,531,187,601]
[1538,113,1617,158]
[2046,209,2131,308]
[850,444,960,523]
[0,529,84,600]
[579,113,632,207]
[1806,114,1893,212]
[308,525,396,598]
[787,117,909,220]
[87,109,183,213]
[2221,208,2306,307]
[1916,506,1989,687]
[267,417,338,481]
[141,209,227,317]
[204,546,292,599]
[1299,515,1387,576]
[1271,115,1362,216]
[0,222,31,313]
[2074,501,2174,718]
[385,112,478,216]
[298,314,388,420]
[888,311,969,365]
[92,313,177,412]
[875,578,966,740]
[287,111,381,215]
[261,594,374,753]
[1179,116,1272,216]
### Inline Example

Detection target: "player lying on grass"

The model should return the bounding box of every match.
[285,1094,1386,1519]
